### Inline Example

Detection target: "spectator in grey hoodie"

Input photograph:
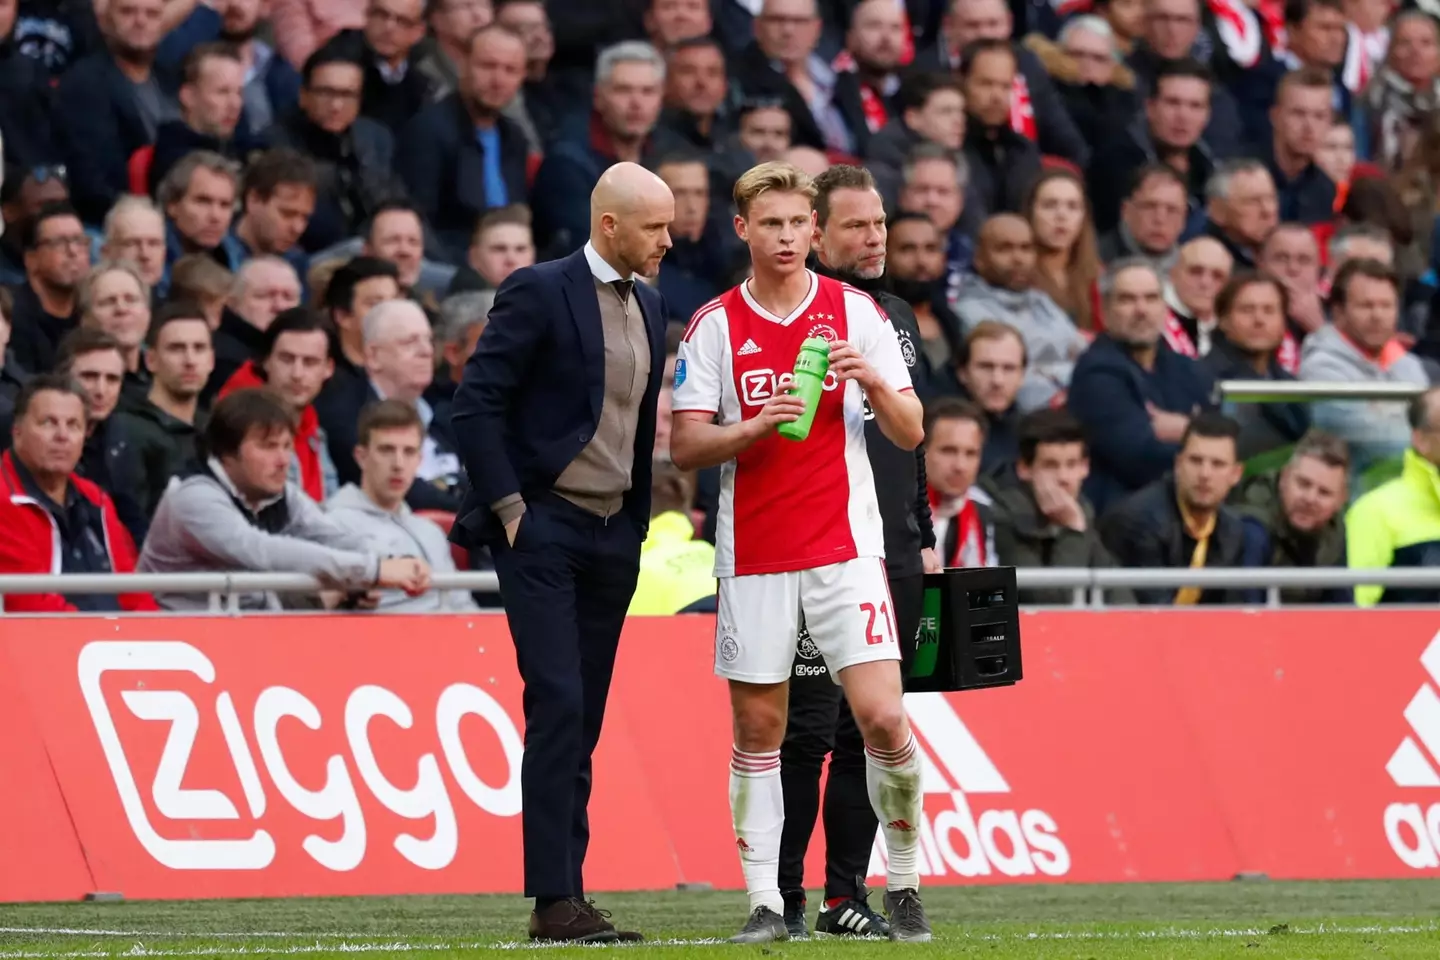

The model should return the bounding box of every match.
[953,214,1087,411]
[139,388,431,610]
[325,400,477,612]
[1298,259,1431,484]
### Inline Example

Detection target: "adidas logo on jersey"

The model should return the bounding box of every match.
[1383,632,1440,868]
[867,694,1070,879]
[737,338,763,356]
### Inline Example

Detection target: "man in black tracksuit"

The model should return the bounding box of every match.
[780,165,937,939]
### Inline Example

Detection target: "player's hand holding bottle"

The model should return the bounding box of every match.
[748,393,806,438]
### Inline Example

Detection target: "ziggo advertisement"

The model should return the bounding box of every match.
[5,611,1440,901]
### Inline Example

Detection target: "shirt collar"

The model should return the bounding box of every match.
[11,454,74,514]
[584,241,632,282]
[376,59,408,84]
[245,41,273,86]
[368,380,434,428]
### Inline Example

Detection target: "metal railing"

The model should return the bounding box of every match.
[1215,380,1427,404]
[1,568,1437,612]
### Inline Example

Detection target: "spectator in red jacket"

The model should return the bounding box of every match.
[0,374,158,613]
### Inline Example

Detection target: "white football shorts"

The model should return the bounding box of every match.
[714,557,902,684]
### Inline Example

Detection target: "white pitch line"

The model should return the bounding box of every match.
[1,922,1437,957]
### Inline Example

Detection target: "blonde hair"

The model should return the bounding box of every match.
[78,259,150,320]
[733,161,817,218]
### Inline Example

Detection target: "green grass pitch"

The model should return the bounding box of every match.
[3,881,1440,958]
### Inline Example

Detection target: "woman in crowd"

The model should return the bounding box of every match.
[1025,168,1101,331]
[1364,10,1440,172]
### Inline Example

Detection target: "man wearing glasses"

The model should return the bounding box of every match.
[331,0,436,131]
[0,167,71,287]
[266,43,405,250]
[7,201,90,375]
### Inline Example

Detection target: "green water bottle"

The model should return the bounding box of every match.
[777,337,831,441]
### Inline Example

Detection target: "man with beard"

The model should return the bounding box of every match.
[829,0,908,158]
[779,163,939,940]
[953,214,1085,412]
[1233,431,1349,603]
[396,23,530,262]
[266,42,404,252]
[959,39,1041,218]
[883,210,964,394]
[55,0,176,223]
[7,201,88,374]
[115,303,215,516]
[156,0,302,138]
[1068,259,1215,513]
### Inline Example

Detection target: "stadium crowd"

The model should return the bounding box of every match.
[0,0,1439,613]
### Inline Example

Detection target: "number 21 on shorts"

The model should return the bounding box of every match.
[860,601,895,645]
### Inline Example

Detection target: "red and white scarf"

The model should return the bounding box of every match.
[929,486,993,568]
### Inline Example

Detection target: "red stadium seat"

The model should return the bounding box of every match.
[417,509,472,573]
[127,146,154,195]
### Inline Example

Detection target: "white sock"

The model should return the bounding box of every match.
[865,733,922,892]
[730,746,785,914]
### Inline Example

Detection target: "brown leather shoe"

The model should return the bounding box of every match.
[528,898,621,943]
[578,899,644,942]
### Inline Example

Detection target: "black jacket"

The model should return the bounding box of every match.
[962,119,1043,219]
[7,281,79,375]
[112,397,206,518]
[328,29,435,133]
[987,475,1133,605]
[811,258,936,575]
[1261,145,1337,226]
[913,40,1089,167]
[956,381,1020,478]
[1099,474,1262,605]
[1068,334,1216,514]
[204,308,266,407]
[0,32,58,170]
[730,42,827,150]
[76,415,148,545]
[1199,332,1310,461]
[394,95,531,263]
[1088,114,1219,234]
[266,110,402,252]
[53,53,159,224]
[148,118,266,194]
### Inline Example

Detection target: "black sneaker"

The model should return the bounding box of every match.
[782,893,809,940]
[729,906,790,944]
[816,888,891,938]
[883,888,933,943]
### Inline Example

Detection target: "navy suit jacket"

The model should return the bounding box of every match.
[449,249,667,548]
[54,53,157,224]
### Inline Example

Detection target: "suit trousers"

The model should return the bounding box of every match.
[490,493,642,899]
[777,572,924,901]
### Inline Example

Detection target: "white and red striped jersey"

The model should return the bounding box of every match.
[672,271,914,577]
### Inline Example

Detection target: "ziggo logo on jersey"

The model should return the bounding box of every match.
[77,641,522,872]
[740,368,841,406]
